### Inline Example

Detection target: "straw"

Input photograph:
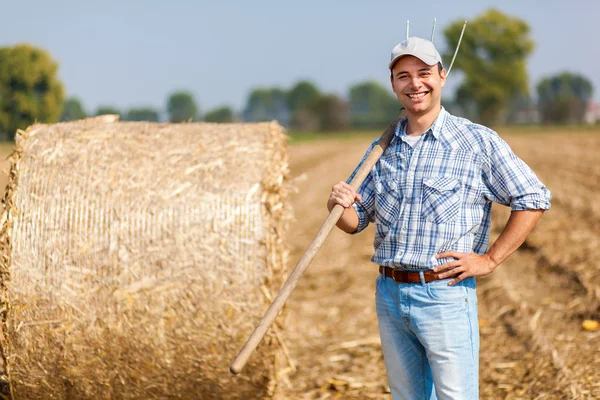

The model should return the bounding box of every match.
[0,116,293,399]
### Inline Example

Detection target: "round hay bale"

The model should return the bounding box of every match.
[0,116,293,399]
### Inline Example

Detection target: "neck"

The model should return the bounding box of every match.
[406,106,442,136]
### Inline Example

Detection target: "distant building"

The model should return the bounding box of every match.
[584,101,600,125]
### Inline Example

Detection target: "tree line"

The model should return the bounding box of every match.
[0,9,596,140]
[60,79,399,133]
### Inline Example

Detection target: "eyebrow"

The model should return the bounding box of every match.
[395,67,433,76]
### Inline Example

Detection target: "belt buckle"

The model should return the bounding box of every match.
[391,269,401,284]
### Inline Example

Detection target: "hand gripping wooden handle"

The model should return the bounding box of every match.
[230,109,406,374]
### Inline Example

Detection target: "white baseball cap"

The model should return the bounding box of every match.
[389,37,443,70]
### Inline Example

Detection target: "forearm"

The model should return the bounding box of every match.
[435,209,546,284]
[486,209,545,268]
[327,181,362,234]
[327,203,360,233]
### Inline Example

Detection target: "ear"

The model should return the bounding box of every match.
[440,68,447,88]
[390,73,397,92]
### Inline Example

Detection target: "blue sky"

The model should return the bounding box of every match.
[1,0,598,115]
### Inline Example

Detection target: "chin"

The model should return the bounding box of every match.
[405,104,429,114]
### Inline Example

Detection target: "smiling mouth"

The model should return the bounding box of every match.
[406,92,428,100]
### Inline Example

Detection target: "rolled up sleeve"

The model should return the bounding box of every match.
[346,140,378,234]
[352,201,372,233]
[482,135,552,211]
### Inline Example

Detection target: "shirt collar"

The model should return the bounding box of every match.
[429,106,448,139]
[394,106,448,141]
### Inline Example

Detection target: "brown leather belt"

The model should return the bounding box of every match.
[379,265,447,283]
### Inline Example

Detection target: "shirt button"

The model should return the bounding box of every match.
[407,198,412,204]
[402,226,408,231]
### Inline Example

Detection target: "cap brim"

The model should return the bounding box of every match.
[389,53,441,70]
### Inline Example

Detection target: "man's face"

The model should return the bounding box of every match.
[390,55,446,116]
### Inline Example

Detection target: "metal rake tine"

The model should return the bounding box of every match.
[447,20,467,76]
[431,17,437,42]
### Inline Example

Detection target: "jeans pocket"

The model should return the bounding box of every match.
[426,280,468,303]
[422,176,461,224]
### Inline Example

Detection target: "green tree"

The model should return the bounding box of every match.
[537,72,593,124]
[348,81,399,129]
[243,88,289,124]
[0,44,64,137]
[167,91,198,122]
[287,80,321,130]
[311,94,349,132]
[61,97,87,121]
[125,107,160,122]
[287,81,320,111]
[204,106,234,123]
[443,9,534,125]
[95,106,121,117]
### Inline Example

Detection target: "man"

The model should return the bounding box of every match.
[327,36,551,399]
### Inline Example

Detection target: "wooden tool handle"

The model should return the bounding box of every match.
[230,109,406,375]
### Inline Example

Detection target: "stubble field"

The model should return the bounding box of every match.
[272,127,600,400]
[0,127,599,399]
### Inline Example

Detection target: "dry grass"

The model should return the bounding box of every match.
[272,128,600,399]
[0,143,13,199]
[0,116,293,399]
[1,124,598,399]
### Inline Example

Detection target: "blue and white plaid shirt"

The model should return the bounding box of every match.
[349,107,551,271]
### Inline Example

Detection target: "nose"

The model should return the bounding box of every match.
[409,77,422,89]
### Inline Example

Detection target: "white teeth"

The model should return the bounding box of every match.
[408,93,426,99]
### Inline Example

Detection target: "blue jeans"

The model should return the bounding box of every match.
[375,273,479,400]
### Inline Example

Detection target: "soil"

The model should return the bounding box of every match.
[272,132,600,400]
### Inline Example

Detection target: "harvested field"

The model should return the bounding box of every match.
[0,127,599,399]
[270,129,600,399]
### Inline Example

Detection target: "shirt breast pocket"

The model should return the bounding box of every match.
[375,178,400,226]
[422,176,461,224]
